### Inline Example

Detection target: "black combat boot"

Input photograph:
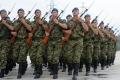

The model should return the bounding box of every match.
[72,75,77,80]
[85,63,90,76]
[17,63,23,79]
[21,62,27,75]
[53,64,58,79]
[0,69,5,78]
[34,64,43,79]
[73,63,79,76]
[68,63,73,75]
[93,60,98,73]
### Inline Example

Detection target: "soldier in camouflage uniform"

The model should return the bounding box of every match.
[47,8,68,79]
[0,9,16,78]
[111,33,117,65]
[79,14,98,76]
[91,19,104,73]
[29,9,48,79]
[66,8,88,80]
[99,22,109,70]
[103,26,112,68]
[66,14,72,22]
[59,15,73,72]
[12,9,32,79]
[107,28,116,67]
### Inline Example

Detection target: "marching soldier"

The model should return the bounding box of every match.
[92,19,104,73]
[66,7,88,80]
[29,9,48,79]
[12,8,32,79]
[47,8,68,79]
[99,22,109,70]
[66,14,72,22]
[79,14,98,76]
[0,9,16,78]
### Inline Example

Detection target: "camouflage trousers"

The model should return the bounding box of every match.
[93,42,100,62]
[47,40,62,64]
[100,42,108,67]
[82,41,93,64]
[107,42,113,65]
[13,40,28,63]
[29,40,45,65]
[65,38,83,64]
[0,39,10,69]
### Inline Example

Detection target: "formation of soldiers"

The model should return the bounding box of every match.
[0,6,117,80]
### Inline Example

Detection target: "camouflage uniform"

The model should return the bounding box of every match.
[92,34,100,71]
[59,19,67,72]
[99,32,108,69]
[13,19,30,77]
[0,21,11,77]
[66,19,84,76]
[47,19,65,77]
[111,39,117,65]
[29,20,47,77]
[79,26,94,74]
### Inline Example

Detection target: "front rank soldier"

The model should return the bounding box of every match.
[12,8,32,79]
[47,8,68,79]
[29,9,48,79]
[0,9,16,78]
[66,8,88,80]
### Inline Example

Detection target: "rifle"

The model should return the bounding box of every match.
[60,1,71,18]
[91,10,103,22]
[80,1,94,17]
[8,2,16,16]
[24,3,37,19]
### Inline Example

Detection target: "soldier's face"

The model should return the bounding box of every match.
[72,10,79,16]
[85,16,91,22]
[35,11,41,17]
[100,24,104,28]
[93,21,98,25]
[67,16,72,21]
[18,11,25,18]
[51,11,58,18]
[0,11,7,18]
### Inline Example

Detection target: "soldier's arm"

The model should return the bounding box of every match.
[1,20,14,31]
[79,19,88,32]
[90,24,98,35]
[54,19,68,29]
[20,18,32,32]
[98,28,104,38]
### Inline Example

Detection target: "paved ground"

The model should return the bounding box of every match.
[1,51,120,80]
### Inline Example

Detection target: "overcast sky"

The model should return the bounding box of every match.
[0,0,120,32]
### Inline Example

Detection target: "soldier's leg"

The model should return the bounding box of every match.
[79,54,84,72]
[100,44,107,70]
[34,42,45,79]
[17,42,28,79]
[62,59,67,72]
[43,46,48,67]
[72,41,82,80]
[68,63,73,75]
[0,41,8,78]
[48,42,61,79]
[85,44,93,76]
[92,45,100,73]
[59,56,63,69]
